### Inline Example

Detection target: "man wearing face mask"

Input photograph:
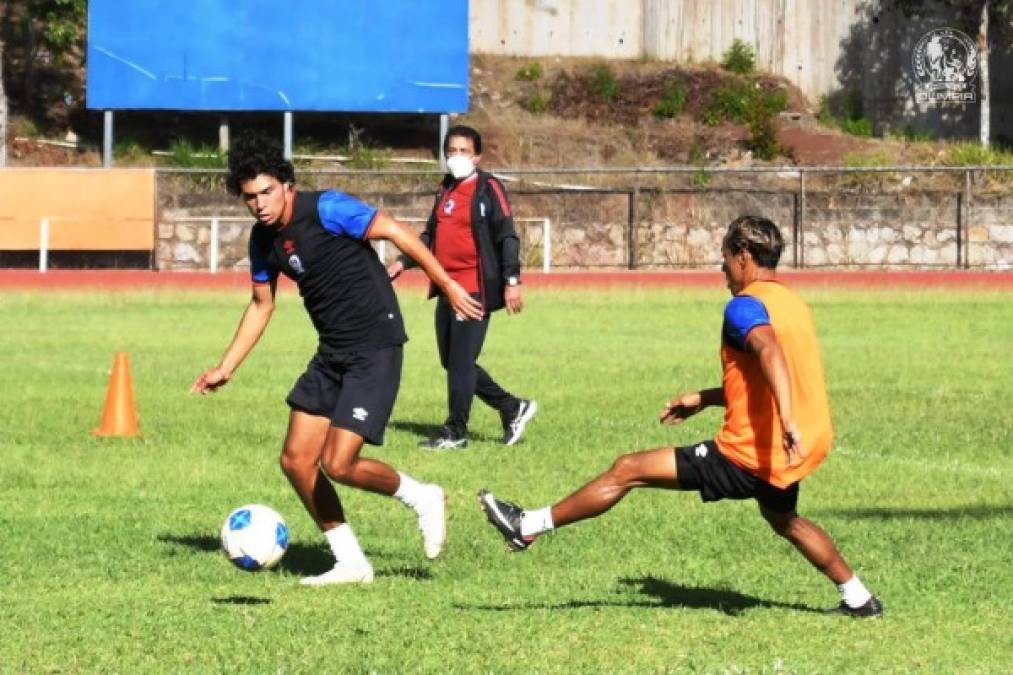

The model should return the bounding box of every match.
[388,125,537,450]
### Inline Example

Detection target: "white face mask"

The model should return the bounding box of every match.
[446,154,475,180]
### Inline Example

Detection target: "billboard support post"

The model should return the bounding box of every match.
[219,116,229,153]
[283,112,293,160]
[103,110,114,168]
[438,113,449,170]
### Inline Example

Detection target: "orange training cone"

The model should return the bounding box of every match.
[93,352,141,437]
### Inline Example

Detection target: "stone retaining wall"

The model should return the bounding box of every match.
[156,181,1013,271]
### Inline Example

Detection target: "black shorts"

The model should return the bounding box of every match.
[286,345,402,445]
[675,440,799,513]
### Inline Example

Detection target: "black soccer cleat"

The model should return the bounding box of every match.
[477,489,534,551]
[419,426,468,451]
[825,595,883,619]
[502,400,538,446]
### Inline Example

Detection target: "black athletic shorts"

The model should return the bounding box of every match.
[286,345,402,445]
[675,440,799,513]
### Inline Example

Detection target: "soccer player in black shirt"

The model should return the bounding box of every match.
[192,133,482,585]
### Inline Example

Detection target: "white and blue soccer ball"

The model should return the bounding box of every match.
[220,504,289,572]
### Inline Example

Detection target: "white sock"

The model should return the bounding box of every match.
[324,523,369,568]
[837,575,872,608]
[520,507,554,538]
[394,472,428,512]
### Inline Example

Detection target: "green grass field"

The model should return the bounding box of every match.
[1,285,1011,673]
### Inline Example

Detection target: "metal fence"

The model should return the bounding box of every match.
[155,165,1013,272]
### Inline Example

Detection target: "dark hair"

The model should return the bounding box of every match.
[443,125,482,155]
[225,131,295,196]
[722,215,784,269]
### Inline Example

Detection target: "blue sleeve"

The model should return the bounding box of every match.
[248,227,278,285]
[318,190,378,240]
[722,295,770,351]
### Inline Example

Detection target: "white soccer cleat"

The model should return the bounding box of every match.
[417,484,448,560]
[299,562,374,586]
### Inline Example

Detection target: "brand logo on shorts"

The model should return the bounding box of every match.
[694,443,709,458]
[443,198,455,215]
[352,407,369,422]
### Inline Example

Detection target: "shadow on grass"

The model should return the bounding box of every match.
[211,596,272,605]
[814,504,1013,520]
[377,565,434,581]
[456,576,819,617]
[159,533,431,579]
[389,419,499,443]
[619,577,819,616]
[158,533,329,575]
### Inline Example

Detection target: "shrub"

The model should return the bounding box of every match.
[162,139,225,190]
[703,78,786,127]
[165,139,224,168]
[515,62,543,82]
[688,142,711,186]
[523,91,550,114]
[590,64,620,102]
[114,139,148,164]
[945,142,1013,166]
[344,144,391,169]
[748,115,781,160]
[721,39,755,74]
[818,91,873,137]
[652,82,687,119]
[702,78,753,125]
[890,125,934,142]
[843,150,891,168]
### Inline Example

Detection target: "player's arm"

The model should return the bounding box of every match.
[191,281,276,394]
[369,210,483,320]
[660,387,725,424]
[745,326,805,465]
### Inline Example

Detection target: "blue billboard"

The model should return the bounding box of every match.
[86,0,468,112]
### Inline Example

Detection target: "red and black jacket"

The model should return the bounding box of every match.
[401,169,521,313]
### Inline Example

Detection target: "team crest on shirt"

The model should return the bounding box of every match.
[288,254,305,276]
[443,198,455,215]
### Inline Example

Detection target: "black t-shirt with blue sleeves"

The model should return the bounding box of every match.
[722,295,771,351]
[249,189,407,352]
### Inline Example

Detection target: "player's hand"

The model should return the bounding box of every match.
[445,280,484,321]
[191,366,231,395]
[387,260,405,281]
[660,391,702,425]
[504,286,523,314]
[782,419,806,466]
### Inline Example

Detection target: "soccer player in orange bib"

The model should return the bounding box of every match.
[479,215,881,618]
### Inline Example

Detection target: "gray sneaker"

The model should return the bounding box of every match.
[502,400,538,446]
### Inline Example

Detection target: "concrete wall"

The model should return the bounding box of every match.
[470,0,642,59]
[470,0,862,100]
[470,0,1011,141]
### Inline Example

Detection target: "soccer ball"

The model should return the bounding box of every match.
[220,504,289,571]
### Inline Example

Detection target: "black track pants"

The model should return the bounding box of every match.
[435,294,518,434]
